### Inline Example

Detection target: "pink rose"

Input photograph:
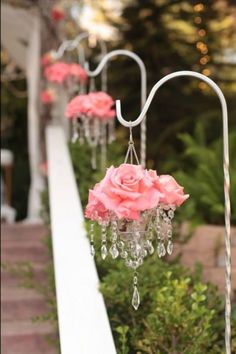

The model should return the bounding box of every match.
[65,95,92,119]
[44,61,70,84]
[87,92,115,120]
[158,175,189,207]
[85,164,162,221]
[85,184,109,222]
[40,89,55,104]
[69,64,88,83]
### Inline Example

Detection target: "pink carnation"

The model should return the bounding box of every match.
[69,64,88,83]
[40,89,55,104]
[158,175,189,207]
[85,164,163,221]
[65,95,92,119]
[44,61,70,84]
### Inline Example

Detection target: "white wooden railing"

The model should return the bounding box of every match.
[46,125,117,354]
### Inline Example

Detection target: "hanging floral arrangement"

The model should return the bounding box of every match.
[85,135,189,309]
[44,61,88,95]
[65,91,116,168]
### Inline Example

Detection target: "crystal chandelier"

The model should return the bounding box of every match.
[85,129,189,309]
[65,92,116,169]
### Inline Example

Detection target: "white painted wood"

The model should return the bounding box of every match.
[46,125,117,354]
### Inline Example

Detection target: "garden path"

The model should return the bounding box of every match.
[1,223,58,354]
[171,225,236,299]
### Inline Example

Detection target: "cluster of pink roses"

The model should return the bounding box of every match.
[44,61,87,85]
[65,92,116,121]
[85,164,189,222]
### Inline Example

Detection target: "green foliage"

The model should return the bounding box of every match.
[99,254,236,353]
[171,128,236,225]
[70,134,236,353]
[104,0,236,172]
[115,325,129,354]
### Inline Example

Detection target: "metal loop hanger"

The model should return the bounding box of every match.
[116,69,231,354]
[55,32,107,71]
[55,38,86,65]
[85,49,147,166]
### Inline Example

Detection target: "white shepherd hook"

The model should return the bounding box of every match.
[55,32,108,91]
[85,49,147,167]
[116,70,231,354]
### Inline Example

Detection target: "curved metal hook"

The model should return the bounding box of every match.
[73,32,107,71]
[85,49,147,166]
[55,38,86,65]
[116,69,231,354]
[55,32,108,68]
[72,32,108,90]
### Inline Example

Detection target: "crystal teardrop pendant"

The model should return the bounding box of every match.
[161,243,166,257]
[109,244,119,259]
[148,241,155,255]
[90,244,95,257]
[167,240,174,255]
[71,131,79,143]
[157,242,163,258]
[101,244,108,260]
[132,286,140,310]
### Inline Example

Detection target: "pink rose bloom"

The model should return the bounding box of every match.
[44,61,70,84]
[40,89,55,104]
[158,175,189,207]
[85,164,162,221]
[85,184,109,221]
[88,92,115,120]
[69,64,88,83]
[65,95,92,119]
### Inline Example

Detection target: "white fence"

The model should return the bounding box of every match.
[46,125,117,354]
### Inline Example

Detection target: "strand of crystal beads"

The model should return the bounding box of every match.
[71,118,79,143]
[132,272,140,310]
[101,222,108,260]
[91,145,97,170]
[156,208,166,257]
[147,223,154,255]
[110,220,119,259]
[167,209,175,255]
[90,222,95,257]
[108,120,116,144]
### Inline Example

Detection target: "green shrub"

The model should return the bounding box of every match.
[171,129,236,225]
[98,253,235,354]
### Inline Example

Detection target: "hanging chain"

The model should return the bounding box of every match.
[124,126,140,165]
